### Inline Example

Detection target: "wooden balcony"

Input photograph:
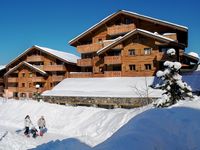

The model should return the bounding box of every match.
[70,72,92,78]
[77,58,92,66]
[43,65,66,71]
[8,87,18,92]
[104,71,122,77]
[32,77,46,82]
[8,77,18,83]
[103,41,123,49]
[27,55,43,62]
[107,24,136,35]
[163,33,177,41]
[104,56,122,64]
[51,76,65,82]
[0,78,3,83]
[77,43,103,53]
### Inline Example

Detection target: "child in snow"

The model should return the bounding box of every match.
[24,115,32,136]
[37,116,46,136]
[30,126,38,138]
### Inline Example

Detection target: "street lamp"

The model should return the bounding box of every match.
[35,84,40,101]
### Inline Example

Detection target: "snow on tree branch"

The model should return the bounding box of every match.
[154,48,193,107]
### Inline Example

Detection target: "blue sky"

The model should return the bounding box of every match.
[0,0,199,65]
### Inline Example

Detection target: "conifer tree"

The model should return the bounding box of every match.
[155,48,193,107]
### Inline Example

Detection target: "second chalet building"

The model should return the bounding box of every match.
[69,10,198,78]
[4,45,79,98]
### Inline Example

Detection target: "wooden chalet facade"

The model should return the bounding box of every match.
[69,10,197,78]
[0,66,6,97]
[3,45,79,99]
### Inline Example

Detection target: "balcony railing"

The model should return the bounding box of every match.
[43,65,66,71]
[8,87,18,92]
[32,77,46,82]
[77,58,92,66]
[77,43,103,53]
[69,72,92,78]
[103,41,123,49]
[104,71,122,77]
[27,55,43,62]
[104,56,122,64]
[0,78,3,83]
[8,77,18,83]
[107,24,136,35]
[51,76,65,82]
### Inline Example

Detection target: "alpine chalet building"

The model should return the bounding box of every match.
[4,45,79,99]
[69,10,198,78]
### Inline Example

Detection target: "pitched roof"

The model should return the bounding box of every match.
[7,45,80,67]
[97,28,184,55]
[69,10,188,46]
[4,61,47,76]
[34,45,79,64]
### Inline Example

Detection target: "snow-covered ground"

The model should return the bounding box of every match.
[1,97,200,150]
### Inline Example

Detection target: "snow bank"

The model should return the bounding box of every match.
[42,77,163,98]
[94,98,200,150]
[1,97,200,150]
[0,98,148,149]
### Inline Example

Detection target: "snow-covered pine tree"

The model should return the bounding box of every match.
[154,48,193,107]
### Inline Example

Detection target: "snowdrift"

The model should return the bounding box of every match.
[1,98,200,150]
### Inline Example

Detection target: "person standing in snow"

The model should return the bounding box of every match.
[24,115,32,136]
[37,116,46,136]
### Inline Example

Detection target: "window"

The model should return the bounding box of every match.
[50,83,53,87]
[29,73,33,77]
[29,83,32,88]
[22,83,25,87]
[129,65,136,71]
[22,73,25,77]
[129,49,136,56]
[144,48,151,55]
[145,64,152,70]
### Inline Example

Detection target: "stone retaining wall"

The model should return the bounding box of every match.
[41,96,158,109]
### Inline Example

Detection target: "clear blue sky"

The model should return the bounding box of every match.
[0,0,199,65]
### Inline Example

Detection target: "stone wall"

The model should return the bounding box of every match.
[41,96,158,109]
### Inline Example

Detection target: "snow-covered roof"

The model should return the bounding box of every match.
[4,61,47,76]
[34,45,80,64]
[188,52,199,59]
[0,65,6,70]
[7,45,80,67]
[42,77,162,98]
[69,10,188,45]
[97,29,180,55]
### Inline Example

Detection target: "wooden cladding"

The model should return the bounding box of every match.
[104,71,122,77]
[0,78,3,83]
[8,77,18,83]
[104,56,122,64]
[77,58,92,66]
[42,65,66,71]
[69,72,92,78]
[51,76,65,82]
[163,33,177,41]
[77,43,103,53]
[107,24,136,35]
[27,55,43,62]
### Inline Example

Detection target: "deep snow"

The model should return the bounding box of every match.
[1,97,200,150]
